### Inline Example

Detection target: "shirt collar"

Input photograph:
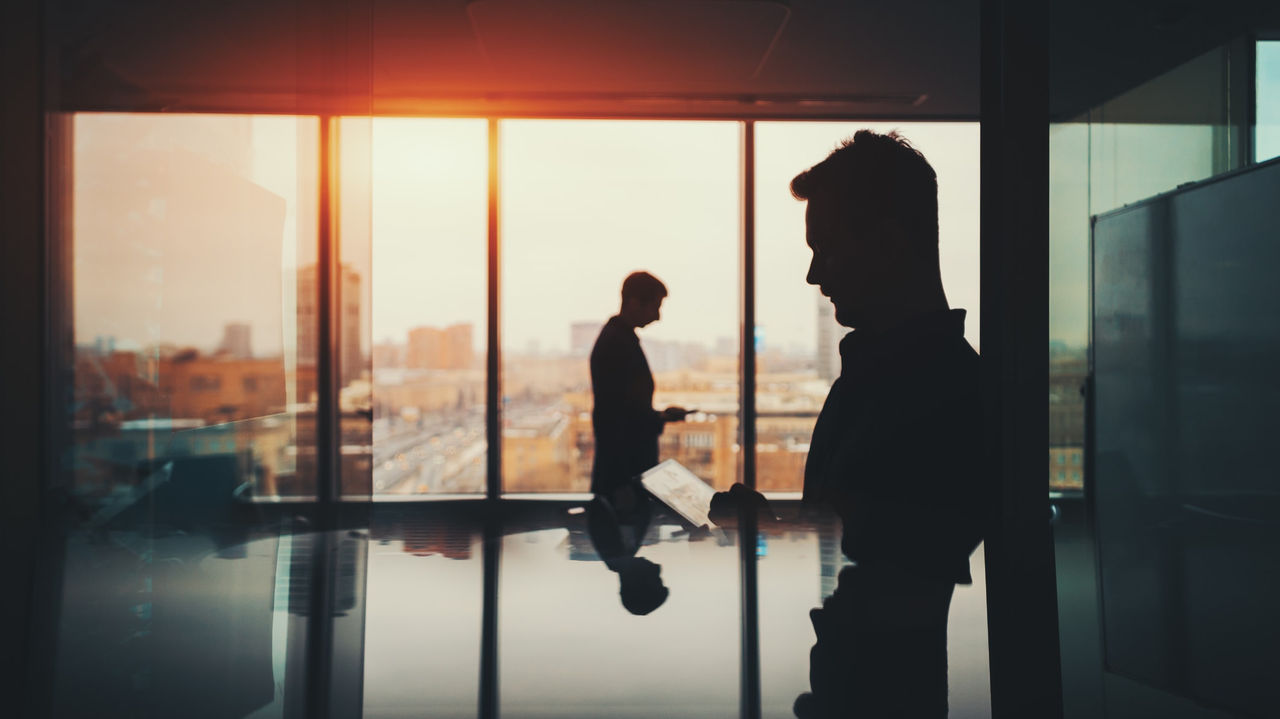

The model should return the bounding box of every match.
[838,309,967,374]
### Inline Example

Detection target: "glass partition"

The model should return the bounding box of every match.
[67,112,320,500]
[52,113,320,717]
[1050,32,1266,719]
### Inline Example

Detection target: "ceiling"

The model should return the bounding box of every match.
[48,0,1280,120]
[50,0,978,117]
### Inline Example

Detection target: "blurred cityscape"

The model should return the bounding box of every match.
[73,302,1087,501]
[370,292,850,496]
[1049,341,1087,492]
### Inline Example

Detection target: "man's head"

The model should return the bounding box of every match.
[617,556,669,616]
[791,130,941,329]
[619,271,667,328]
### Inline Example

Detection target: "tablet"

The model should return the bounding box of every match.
[639,458,717,529]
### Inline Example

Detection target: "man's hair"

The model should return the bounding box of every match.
[790,130,939,251]
[621,271,668,304]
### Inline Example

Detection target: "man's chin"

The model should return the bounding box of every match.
[831,304,858,329]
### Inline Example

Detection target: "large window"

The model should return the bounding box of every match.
[499,120,741,494]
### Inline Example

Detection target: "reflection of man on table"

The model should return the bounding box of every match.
[589,271,690,516]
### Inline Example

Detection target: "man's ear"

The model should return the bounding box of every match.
[876,219,917,264]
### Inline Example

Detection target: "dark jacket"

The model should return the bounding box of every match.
[803,309,986,584]
[589,315,665,495]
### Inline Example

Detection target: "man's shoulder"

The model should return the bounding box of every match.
[592,317,633,349]
[590,317,635,369]
[902,334,980,384]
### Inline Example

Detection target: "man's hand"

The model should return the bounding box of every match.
[661,406,692,422]
[709,483,778,527]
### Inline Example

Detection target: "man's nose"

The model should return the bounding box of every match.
[806,256,820,286]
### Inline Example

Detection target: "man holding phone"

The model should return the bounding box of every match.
[589,271,691,515]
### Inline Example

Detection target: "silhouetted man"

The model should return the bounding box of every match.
[589,272,689,514]
[788,131,985,718]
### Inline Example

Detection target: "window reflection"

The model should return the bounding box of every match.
[69,113,319,501]
[363,510,483,717]
[57,112,319,717]
[498,513,740,718]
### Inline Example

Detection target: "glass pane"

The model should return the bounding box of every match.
[1050,41,1253,719]
[53,113,319,716]
[67,113,319,498]
[362,508,483,718]
[499,120,740,494]
[365,119,489,496]
[753,122,988,717]
[1092,162,1280,718]
[1049,122,1089,495]
[1086,123,1219,214]
[1258,40,1280,163]
[1085,47,1238,216]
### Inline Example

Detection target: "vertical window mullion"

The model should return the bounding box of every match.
[479,116,502,719]
[305,113,340,719]
[318,115,341,506]
[738,119,762,719]
[487,118,502,500]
